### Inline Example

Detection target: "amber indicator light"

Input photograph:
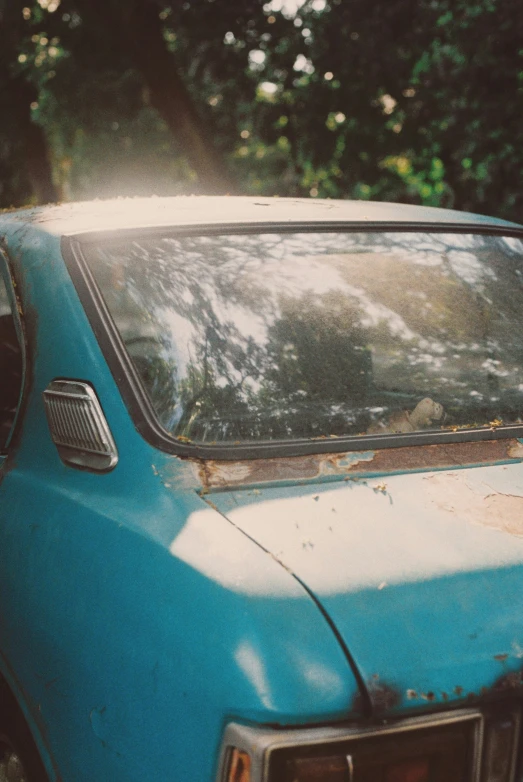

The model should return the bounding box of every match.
[227,748,252,782]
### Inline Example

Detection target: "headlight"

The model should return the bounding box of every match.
[220,705,521,782]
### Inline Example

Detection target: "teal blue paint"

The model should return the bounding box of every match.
[0,219,358,782]
[2,205,523,780]
[211,464,523,714]
[335,451,375,468]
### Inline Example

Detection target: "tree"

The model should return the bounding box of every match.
[0,0,57,205]
[1,0,522,221]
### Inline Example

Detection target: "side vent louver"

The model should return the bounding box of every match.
[43,380,118,471]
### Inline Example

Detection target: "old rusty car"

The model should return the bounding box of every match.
[1,196,523,781]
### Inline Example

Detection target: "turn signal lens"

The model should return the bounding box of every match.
[227,748,251,782]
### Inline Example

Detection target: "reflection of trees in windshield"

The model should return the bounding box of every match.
[264,291,370,404]
[84,231,523,443]
[172,289,373,441]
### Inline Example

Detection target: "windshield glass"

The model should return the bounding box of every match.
[82,231,523,444]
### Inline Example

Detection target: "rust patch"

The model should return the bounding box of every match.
[367,679,401,715]
[197,439,523,490]
[492,669,523,692]
[424,472,523,537]
[352,676,401,716]
[508,441,523,458]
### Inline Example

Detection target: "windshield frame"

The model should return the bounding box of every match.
[62,220,523,461]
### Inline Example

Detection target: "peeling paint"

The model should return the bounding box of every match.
[497,672,523,690]
[424,472,523,537]
[196,438,523,490]
[203,462,252,483]
[330,452,376,471]
[364,677,401,715]
[508,440,523,458]
[350,674,402,716]
[152,457,201,491]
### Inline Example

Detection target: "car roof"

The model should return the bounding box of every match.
[0,196,521,238]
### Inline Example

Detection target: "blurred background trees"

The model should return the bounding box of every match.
[0,0,521,220]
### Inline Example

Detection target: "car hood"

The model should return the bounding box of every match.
[209,461,523,716]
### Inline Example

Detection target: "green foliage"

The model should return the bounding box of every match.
[1,0,522,221]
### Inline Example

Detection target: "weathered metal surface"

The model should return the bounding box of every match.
[199,438,523,490]
[4,202,523,778]
[2,195,519,238]
[211,461,523,716]
[423,471,523,537]
[0,222,361,782]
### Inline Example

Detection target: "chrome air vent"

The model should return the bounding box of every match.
[43,380,118,471]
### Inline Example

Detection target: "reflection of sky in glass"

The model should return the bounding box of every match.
[163,236,424,370]
[448,250,493,285]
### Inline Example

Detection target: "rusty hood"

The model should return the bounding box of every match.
[209,460,523,716]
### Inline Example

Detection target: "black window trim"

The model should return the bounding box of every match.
[0,248,27,454]
[61,220,523,461]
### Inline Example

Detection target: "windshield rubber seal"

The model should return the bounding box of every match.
[61,221,523,461]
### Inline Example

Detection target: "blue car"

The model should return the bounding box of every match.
[2,196,523,782]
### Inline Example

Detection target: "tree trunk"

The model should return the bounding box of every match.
[96,0,235,194]
[0,3,58,205]
[10,75,59,204]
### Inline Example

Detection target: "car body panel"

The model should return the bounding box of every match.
[0,213,361,781]
[0,468,360,781]
[1,198,523,780]
[2,195,520,240]
[196,438,523,491]
[210,461,523,717]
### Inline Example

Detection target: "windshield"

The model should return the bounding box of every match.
[82,230,523,444]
